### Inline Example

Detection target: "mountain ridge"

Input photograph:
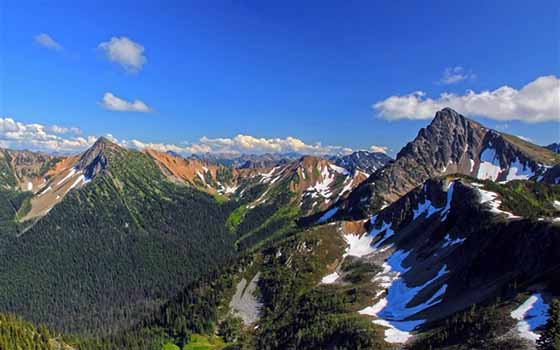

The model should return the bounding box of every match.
[323,108,560,220]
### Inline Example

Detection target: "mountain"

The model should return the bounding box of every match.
[2,109,559,350]
[323,176,560,348]
[328,108,560,220]
[0,138,238,334]
[93,176,560,350]
[546,142,560,153]
[223,155,367,249]
[189,152,300,168]
[0,138,372,334]
[0,148,63,234]
[0,148,61,192]
[329,150,393,175]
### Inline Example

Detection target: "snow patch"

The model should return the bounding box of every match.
[477,148,502,181]
[67,174,86,192]
[439,182,455,221]
[510,293,549,342]
[224,185,238,194]
[359,248,449,343]
[477,188,520,219]
[329,163,349,175]
[259,167,279,183]
[196,171,205,183]
[321,272,339,284]
[506,158,535,181]
[441,234,466,248]
[56,168,77,186]
[343,232,376,258]
[38,186,52,197]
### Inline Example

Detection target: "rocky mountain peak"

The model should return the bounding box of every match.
[75,137,122,178]
[330,150,392,175]
[322,108,559,221]
[546,142,560,153]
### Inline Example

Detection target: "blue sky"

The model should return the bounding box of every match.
[1,0,559,156]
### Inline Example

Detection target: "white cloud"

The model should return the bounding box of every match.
[48,125,82,135]
[369,145,388,154]
[374,75,560,123]
[34,33,62,51]
[98,36,146,72]
[0,117,95,153]
[124,134,354,157]
[101,92,151,112]
[438,66,474,85]
[1,117,356,157]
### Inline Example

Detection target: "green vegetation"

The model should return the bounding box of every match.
[0,148,238,336]
[501,133,560,165]
[483,179,560,218]
[407,301,519,350]
[537,299,560,350]
[253,224,386,349]
[0,189,30,234]
[226,205,249,232]
[0,313,70,350]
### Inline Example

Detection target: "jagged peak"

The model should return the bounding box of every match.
[75,137,122,178]
[90,136,120,150]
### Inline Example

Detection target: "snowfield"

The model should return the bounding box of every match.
[477,147,502,181]
[505,158,535,181]
[359,248,449,343]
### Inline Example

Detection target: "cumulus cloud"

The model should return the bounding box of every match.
[34,33,62,51]
[374,75,560,123]
[48,125,82,135]
[1,117,355,157]
[124,134,354,156]
[101,92,151,112]
[438,66,475,85]
[0,117,96,153]
[369,145,388,154]
[98,36,146,72]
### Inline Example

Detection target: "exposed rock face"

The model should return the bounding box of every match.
[0,148,61,191]
[546,142,560,153]
[539,164,560,184]
[331,108,560,219]
[330,150,392,175]
[229,272,262,325]
[74,136,117,178]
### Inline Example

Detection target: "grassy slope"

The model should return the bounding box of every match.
[501,133,560,165]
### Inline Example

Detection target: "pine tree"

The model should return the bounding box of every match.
[538,299,560,350]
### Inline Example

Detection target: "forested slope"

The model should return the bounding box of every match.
[0,145,238,335]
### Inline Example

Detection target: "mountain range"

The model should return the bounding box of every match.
[0,108,558,350]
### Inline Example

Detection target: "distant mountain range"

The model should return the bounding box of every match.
[1,108,558,350]
[546,142,560,153]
